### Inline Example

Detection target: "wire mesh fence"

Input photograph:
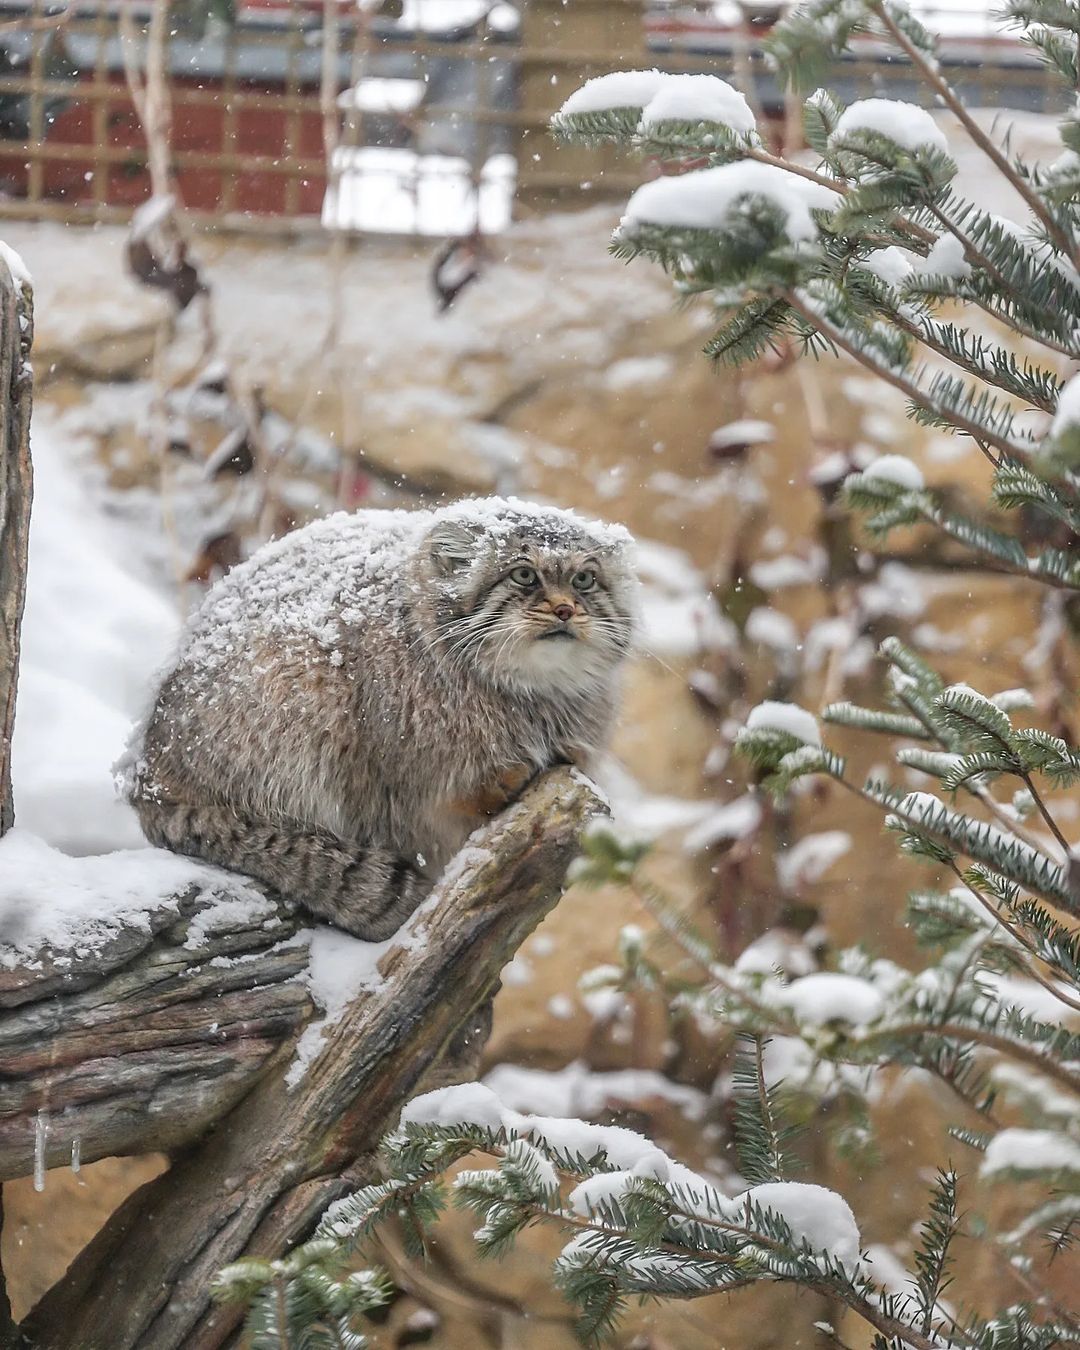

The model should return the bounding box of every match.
[0,0,1067,235]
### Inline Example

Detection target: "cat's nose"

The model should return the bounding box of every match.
[552,603,574,622]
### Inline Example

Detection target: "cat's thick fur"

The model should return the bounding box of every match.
[125,497,638,939]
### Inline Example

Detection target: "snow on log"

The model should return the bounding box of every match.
[0,839,313,1179]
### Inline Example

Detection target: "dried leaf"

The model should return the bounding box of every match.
[205,425,255,479]
[185,531,244,584]
[125,235,206,312]
[431,235,484,313]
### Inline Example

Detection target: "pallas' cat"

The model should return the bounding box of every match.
[125,497,638,939]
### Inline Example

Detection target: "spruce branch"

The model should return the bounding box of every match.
[855,1019,1080,1095]
[784,290,1014,465]
[869,0,1079,266]
[913,1170,960,1338]
[889,309,1060,415]
[945,863,1080,1015]
[969,295,1080,361]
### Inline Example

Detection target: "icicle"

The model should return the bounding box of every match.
[71,1136,81,1175]
[33,1109,49,1192]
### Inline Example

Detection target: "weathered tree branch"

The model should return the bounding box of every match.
[16,767,601,1350]
[0,255,32,839]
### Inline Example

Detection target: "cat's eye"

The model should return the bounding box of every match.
[510,565,538,587]
[571,569,597,591]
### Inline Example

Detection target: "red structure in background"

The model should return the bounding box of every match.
[0,0,502,220]
[0,73,328,215]
[0,65,333,214]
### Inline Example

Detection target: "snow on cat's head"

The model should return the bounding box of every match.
[419,497,639,695]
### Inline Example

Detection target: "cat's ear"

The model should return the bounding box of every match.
[428,520,479,575]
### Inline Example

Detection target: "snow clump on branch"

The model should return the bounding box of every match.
[638,74,756,137]
[830,98,949,155]
[980,1129,1080,1177]
[1048,372,1080,438]
[402,1083,864,1271]
[550,69,673,140]
[554,69,670,117]
[857,245,914,291]
[745,700,821,747]
[620,162,838,243]
[859,454,925,491]
[777,972,885,1027]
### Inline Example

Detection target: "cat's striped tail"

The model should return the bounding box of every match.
[135,798,427,940]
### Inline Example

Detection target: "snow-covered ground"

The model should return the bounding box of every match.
[13,417,179,854]
[324,149,515,235]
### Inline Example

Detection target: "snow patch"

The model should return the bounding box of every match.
[395,0,500,32]
[484,1060,708,1122]
[861,454,925,490]
[0,829,257,963]
[602,354,676,392]
[749,551,824,589]
[0,239,31,287]
[832,99,949,155]
[981,1129,1080,1176]
[15,424,178,853]
[859,246,915,290]
[920,232,971,280]
[287,923,425,1088]
[745,701,821,746]
[1050,373,1080,438]
[639,74,756,137]
[682,795,762,852]
[709,418,775,452]
[621,161,838,243]
[323,149,515,237]
[776,831,852,891]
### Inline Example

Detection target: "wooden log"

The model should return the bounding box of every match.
[19,766,601,1350]
[0,252,32,839]
[0,879,313,1178]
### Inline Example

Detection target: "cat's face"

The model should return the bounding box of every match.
[419,503,638,695]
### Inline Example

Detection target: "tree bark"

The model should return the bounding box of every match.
[0,248,32,1350]
[0,882,313,1179]
[18,767,601,1350]
[0,253,32,839]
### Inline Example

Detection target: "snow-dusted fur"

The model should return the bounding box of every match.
[126,498,638,939]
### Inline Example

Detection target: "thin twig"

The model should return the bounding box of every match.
[784,290,1009,467]
[946,862,1080,1015]
[1019,772,1073,859]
